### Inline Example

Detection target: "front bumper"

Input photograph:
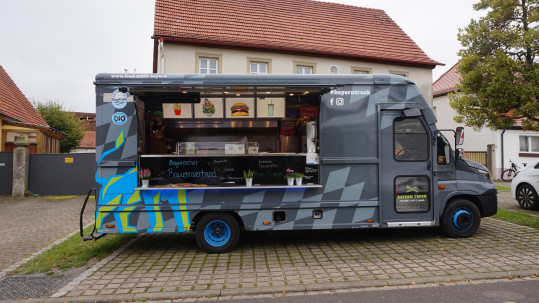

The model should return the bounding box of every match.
[477,189,498,217]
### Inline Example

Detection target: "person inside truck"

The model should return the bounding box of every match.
[148,111,169,154]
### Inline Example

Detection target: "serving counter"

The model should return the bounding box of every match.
[139,153,320,188]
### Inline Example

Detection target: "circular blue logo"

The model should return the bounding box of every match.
[111,89,128,109]
[112,112,127,125]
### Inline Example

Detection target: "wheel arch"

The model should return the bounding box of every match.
[191,211,245,232]
[441,194,485,217]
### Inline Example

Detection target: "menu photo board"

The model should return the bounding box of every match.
[256,97,285,118]
[194,98,224,118]
[163,103,193,119]
[225,98,255,118]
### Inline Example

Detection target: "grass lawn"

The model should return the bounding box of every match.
[493,209,539,229]
[12,226,135,275]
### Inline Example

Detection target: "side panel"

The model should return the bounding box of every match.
[95,86,140,232]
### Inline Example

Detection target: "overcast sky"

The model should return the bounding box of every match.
[0,0,485,113]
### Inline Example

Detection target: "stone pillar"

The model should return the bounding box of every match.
[12,135,30,197]
[487,144,496,179]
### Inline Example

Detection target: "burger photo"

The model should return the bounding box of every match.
[230,102,249,116]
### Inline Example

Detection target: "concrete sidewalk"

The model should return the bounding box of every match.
[0,196,96,273]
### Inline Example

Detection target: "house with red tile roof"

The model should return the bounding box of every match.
[152,0,441,105]
[0,66,63,154]
[72,112,96,153]
[433,62,538,178]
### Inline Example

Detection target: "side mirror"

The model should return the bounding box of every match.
[456,148,465,160]
[455,127,464,145]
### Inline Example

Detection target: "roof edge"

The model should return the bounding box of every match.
[153,36,443,69]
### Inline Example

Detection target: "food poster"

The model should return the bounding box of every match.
[395,176,430,212]
[163,103,193,119]
[256,97,285,118]
[194,98,224,118]
[225,98,255,118]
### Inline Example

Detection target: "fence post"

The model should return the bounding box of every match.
[12,135,30,197]
[487,144,496,179]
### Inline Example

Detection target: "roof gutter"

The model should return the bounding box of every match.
[152,36,443,69]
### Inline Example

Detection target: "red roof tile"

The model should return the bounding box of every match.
[433,62,461,96]
[154,0,441,67]
[0,66,49,127]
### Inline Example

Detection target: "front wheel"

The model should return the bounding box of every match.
[195,213,240,253]
[516,184,539,210]
[442,199,481,238]
[501,169,515,182]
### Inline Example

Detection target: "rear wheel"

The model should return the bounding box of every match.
[516,184,539,210]
[501,169,515,182]
[442,199,481,238]
[195,213,239,253]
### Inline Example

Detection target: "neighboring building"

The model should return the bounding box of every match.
[72,112,96,153]
[433,62,539,178]
[0,65,63,154]
[152,0,441,106]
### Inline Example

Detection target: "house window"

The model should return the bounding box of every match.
[389,70,409,77]
[250,62,268,74]
[199,57,218,74]
[352,68,371,74]
[296,65,313,74]
[519,135,539,156]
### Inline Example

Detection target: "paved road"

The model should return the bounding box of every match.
[223,279,539,303]
[0,196,95,272]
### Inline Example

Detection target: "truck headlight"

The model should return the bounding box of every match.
[476,168,492,181]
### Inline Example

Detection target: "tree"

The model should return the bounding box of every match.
[35,100,85,153]
[450,0,539,131]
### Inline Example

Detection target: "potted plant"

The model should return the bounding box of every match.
[284,169,295,186]
[138,168,151,188]
[243,169,254,187]
[294,172,305,186]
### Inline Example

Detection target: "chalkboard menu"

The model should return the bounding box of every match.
[140,155,319,186]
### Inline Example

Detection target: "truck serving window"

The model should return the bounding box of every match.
[394,118,428,161]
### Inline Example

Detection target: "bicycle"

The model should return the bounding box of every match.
[501,160,524,182]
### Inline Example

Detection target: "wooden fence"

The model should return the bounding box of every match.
[465,151,487,166]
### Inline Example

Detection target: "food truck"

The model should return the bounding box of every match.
[82,73,497,253]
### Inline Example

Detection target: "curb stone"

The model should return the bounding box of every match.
[43,271,538,303]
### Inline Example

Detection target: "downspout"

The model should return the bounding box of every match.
[501,129,506,172]
[159,38,165,73]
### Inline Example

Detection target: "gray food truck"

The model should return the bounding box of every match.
[82,73,497,253]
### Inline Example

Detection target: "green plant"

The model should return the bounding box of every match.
[284,168,295,179]
[294,172,304,178]
[243,169,254,179]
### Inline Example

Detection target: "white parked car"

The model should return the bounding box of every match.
[511,160,539,210]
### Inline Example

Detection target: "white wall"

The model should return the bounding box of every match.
[159,44,434,106]
[433,94,497,152]
[434,94,539,178]
[497,129,539,176]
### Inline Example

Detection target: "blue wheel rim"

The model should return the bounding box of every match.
[451,208,473,231]
[203,220,231,247]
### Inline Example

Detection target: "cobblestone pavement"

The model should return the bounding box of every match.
[0,195,95,272]
[62,218,538,300]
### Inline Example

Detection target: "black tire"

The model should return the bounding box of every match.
[195,213,240,254]
[441,199,481,238]
[501,169,515,182]
[516,184,539,210]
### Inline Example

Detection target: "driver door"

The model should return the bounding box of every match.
[379,110,434,225]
